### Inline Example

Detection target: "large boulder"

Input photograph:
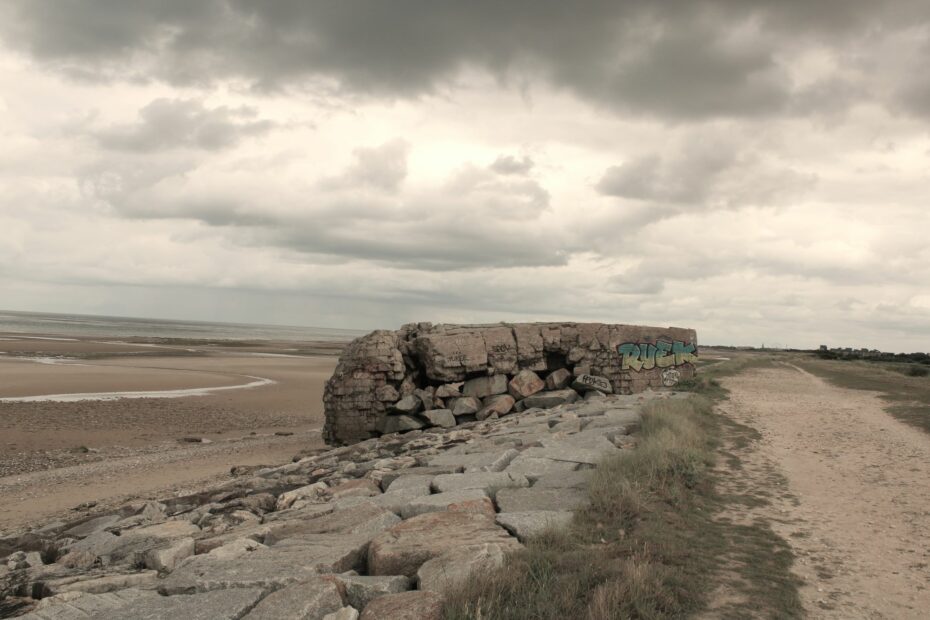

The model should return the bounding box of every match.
[367,512,520,577]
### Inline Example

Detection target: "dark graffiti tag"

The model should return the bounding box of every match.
[617,340,697,371]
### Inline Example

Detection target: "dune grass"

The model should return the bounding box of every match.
[443,354,803,619]
[443,397,721,619]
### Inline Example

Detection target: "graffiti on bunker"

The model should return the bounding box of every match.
[617,340,698,372]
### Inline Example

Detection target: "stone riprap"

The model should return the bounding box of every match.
[323,321,697,445]
[0,391,689,619]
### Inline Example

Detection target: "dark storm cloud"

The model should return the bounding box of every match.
[94,99,274,152]
[6,1,929,119]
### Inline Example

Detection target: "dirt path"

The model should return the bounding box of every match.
[719,364,930,618]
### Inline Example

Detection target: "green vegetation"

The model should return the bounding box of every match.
[443,374,804,619]
[795,356,930,436]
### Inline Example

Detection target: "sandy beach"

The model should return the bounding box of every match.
[0,333,341,534]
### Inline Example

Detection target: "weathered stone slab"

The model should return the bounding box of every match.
[359,590,443,620]
[158,540,364,594]
[63,515,121,539]
[496,487,588,513]
[417,542,512,595]
[142,537,194,572]
[242,578,343,619]
[495,511,574,541]
[339,574,411,611]
[21,588,264,620]
[462,375,508,399]
[431,472,529,498]
[368,512,520,577]
[521,443,617,465]
[476,394,515,420]
[385,475,435,494]
[398,489,495,519]
[505,455,580,480]
[522,389,580,409]
[379,415,424,434]
[422,408,456,428]
[531,469,592,489]
[264,504,400,545]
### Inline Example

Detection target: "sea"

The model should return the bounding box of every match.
[0,310,367,343]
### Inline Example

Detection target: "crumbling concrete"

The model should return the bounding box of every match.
[323,322,697,445]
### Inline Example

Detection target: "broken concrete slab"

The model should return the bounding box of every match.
[398,489,495,519]
[242,577,343,620]
[359,590,443,620]
[495,511,575,542]
[496,486,589,513]
[368,512,520,577]
[416,542,512,595]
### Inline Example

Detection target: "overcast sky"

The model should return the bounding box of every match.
[1,1,929,350]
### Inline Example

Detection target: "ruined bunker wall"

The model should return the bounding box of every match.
[322,322,698,445]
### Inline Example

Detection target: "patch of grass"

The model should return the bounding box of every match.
[794,355,930,436]
[442,395,804,619]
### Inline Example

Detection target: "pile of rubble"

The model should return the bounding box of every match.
[323,322,698,445]
[0,390,686,619]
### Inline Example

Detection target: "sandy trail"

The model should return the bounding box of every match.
[720,365,930,619]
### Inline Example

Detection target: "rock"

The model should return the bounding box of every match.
[417,542,511,595]
[339,574,411,610]
[160,540,367,594]
[276,481,328,511]
[431,472,529,498]
[243,577,343,620]
[375,384,399,402]
[398,489,495,519]
[385,475,435,494]
[324,608,360,620]
[532,469,592,489]
[25,588,264,620]
[204,538,266,561]
[522,389,579,409]
[462,375,508,399]
[379,415,424,434]
[435,384,461,399]
[359,590,443,620]
[380,467,460,489]
[496,487,588,513]
[264,504,400,545]
[584,390,607,402]
[326,479,381,500]
[47,571,159,595]
[505,456,579,480]
[63,514,121,539]
[545,368,572,390]
[477,394,515,421]
[572,373,614,394]
[368,512,520,577]
[142,537,194,572]
[495,511,574,541]
[451,396,481,416]
[390,395,423,415]
[422,409,456,428]
[58,549,99,569]
[508,369,545,400]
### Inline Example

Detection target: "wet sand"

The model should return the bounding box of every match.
[0,333,341,533]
